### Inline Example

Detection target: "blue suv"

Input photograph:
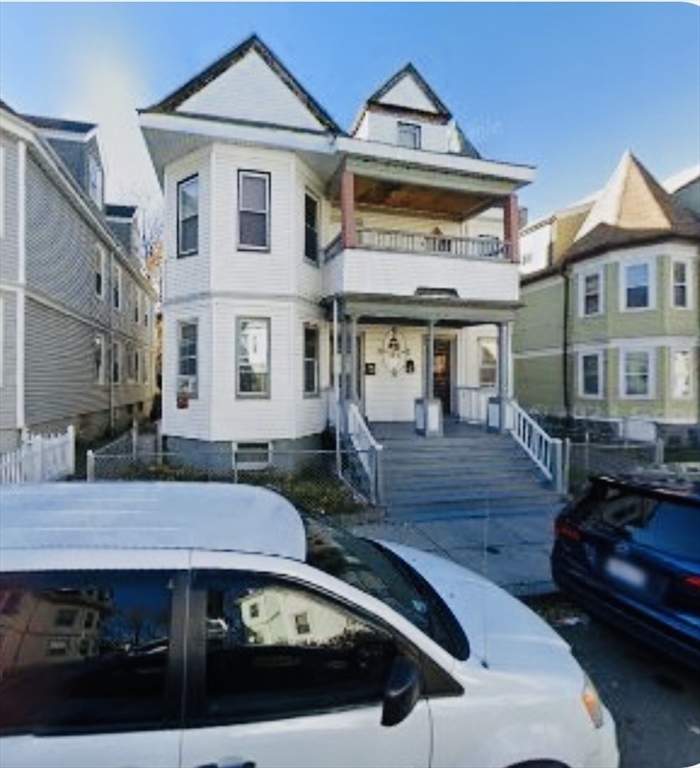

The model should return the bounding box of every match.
[552,471,700,670]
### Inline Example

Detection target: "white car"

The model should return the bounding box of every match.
[0,483,619,768]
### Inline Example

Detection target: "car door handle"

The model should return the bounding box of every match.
[195,762,256,768]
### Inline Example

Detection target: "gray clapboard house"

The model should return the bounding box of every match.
[0,100,158,453]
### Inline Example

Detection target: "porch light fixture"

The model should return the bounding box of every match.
[378,327,410,377]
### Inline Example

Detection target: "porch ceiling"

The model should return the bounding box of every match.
[323,293,522,325]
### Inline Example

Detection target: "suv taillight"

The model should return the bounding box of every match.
[682,575,700,590]
[555,518,581,541]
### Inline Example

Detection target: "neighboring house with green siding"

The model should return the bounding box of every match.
[514,152,700,445]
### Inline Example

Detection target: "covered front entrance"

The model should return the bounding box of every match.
[432,338,453,415]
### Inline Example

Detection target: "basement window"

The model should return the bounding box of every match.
[233,442,271,470]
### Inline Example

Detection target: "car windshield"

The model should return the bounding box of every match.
[303,516,468,659]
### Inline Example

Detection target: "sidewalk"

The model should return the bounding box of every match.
[351,504,561,596]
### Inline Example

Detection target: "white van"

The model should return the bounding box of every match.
[0,483,618,768]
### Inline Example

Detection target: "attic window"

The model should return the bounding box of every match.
[397,122,421,150]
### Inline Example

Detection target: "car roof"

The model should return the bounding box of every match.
[593,472,700,505]
[0,482,307,560]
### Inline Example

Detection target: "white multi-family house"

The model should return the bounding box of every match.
[0,100,158,452]
[140,35,535,469]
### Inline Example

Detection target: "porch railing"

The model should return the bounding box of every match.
[344,401,384,505]
[323,229,511,263]
[456,386,495,424]
[506,400,564,493]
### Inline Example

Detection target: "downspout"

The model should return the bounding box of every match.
[562,266,572,423]
[109,251,115,432]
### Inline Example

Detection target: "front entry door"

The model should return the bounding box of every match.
[433,339,452,415]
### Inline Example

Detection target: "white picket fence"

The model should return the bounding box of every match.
[0,426,76,484]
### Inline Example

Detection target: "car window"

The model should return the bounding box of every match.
[303,516,468,659]
[187,570,398,726]
[630,502,700,563]
[0,570,180,736]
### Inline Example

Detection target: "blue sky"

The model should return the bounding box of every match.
[1,2,698,220]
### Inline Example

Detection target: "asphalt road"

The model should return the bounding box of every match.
[524,594,700,768]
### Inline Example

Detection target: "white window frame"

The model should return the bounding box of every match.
[177,320,199,399]
[112,263,122,311]
[477,337,498,388]
[397,121,421,150]
[236,317,271,398]
[303,324,320,396]
[578,266,605,317]
[177,174,199,258]
[111,340,122,385]
[619,259,656,312]
[671,258,692,309]
[619,347,656,400]
[238,171,270,251]
[94,333,105,385]
[670,348,693,400]
[578,350,604,398]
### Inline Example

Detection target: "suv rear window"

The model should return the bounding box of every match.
[581,484,700,563]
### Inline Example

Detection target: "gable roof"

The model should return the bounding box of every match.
[366,63,452,118]
[564,151,700,261]
[20,113,96,135]
[142,34,341,134]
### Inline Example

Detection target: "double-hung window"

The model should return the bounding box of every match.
[303,325,319,396]
[304,192,319,263]
[112,341,122,384]
[621,262,654,310]
[94,245,105,298]
[579,352,603,397]
[580,268,603,316]
[177,175,199,257]
[112,264,122,311]
[177,321,198,398]
[238,171,270,250]
[621,349,653,398]
[94,333,105,385]
[478,338,498,387]
[237,318,270,397]
[672,260,690,308]
[397,122,421,149]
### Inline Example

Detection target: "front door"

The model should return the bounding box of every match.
[433,339,452,415]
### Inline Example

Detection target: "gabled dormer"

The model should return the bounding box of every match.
[351,63,480,158]
[20,113,104,210]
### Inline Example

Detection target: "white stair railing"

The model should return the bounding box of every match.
[345,402,384,504]
[507,401,564,493]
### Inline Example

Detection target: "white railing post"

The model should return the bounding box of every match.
[86,450,95,482]
[67,425,76,477]
[655,437,664,465]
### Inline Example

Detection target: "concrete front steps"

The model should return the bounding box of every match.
[372,421,563,522]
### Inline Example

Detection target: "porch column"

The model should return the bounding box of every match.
[340,170,357,249]
[350,314,359,403]
[426,321,435,399]
[498,322,508,433]
[504,194,520,263]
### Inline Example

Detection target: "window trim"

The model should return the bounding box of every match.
[619,259,656,312]
[397,121,422,150]
[578,266,605,317]
[236,316,271,399]
[177,174,199,258]
[671,258,692,310]
[578,350,604,399]
[237,170,271,252]
[303,323,320,397]
[303,190,320,265]
[111,340,122,384]
[619,347,655,400]
[94,332,106,386]
[477,337,498,388]
[94,245,105,299]
[670,348,693,400]
[177,319,199,399]
[112,263,122,311]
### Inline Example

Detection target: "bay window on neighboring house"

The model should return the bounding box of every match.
[304,192,319,263]
[620,348,654,399]
[94,245,105,298]
[671,260,691,309]
[112,264,122,311]
[303,325,319,396]
[93,334,105,385]
[671,349,692,399]
[579,267,604,316]
[621,261,655,310]
[177,320,198,398]
[237,318,270,397]
[177,175,199,257]
[478,338,498,387]
[111,341,122,384]
[579,351,603,397]
[238,171,270,250]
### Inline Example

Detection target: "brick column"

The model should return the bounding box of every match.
[504,194,520,263]
[340,170,357,249]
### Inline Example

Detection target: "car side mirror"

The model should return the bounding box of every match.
[381,655,422,727]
